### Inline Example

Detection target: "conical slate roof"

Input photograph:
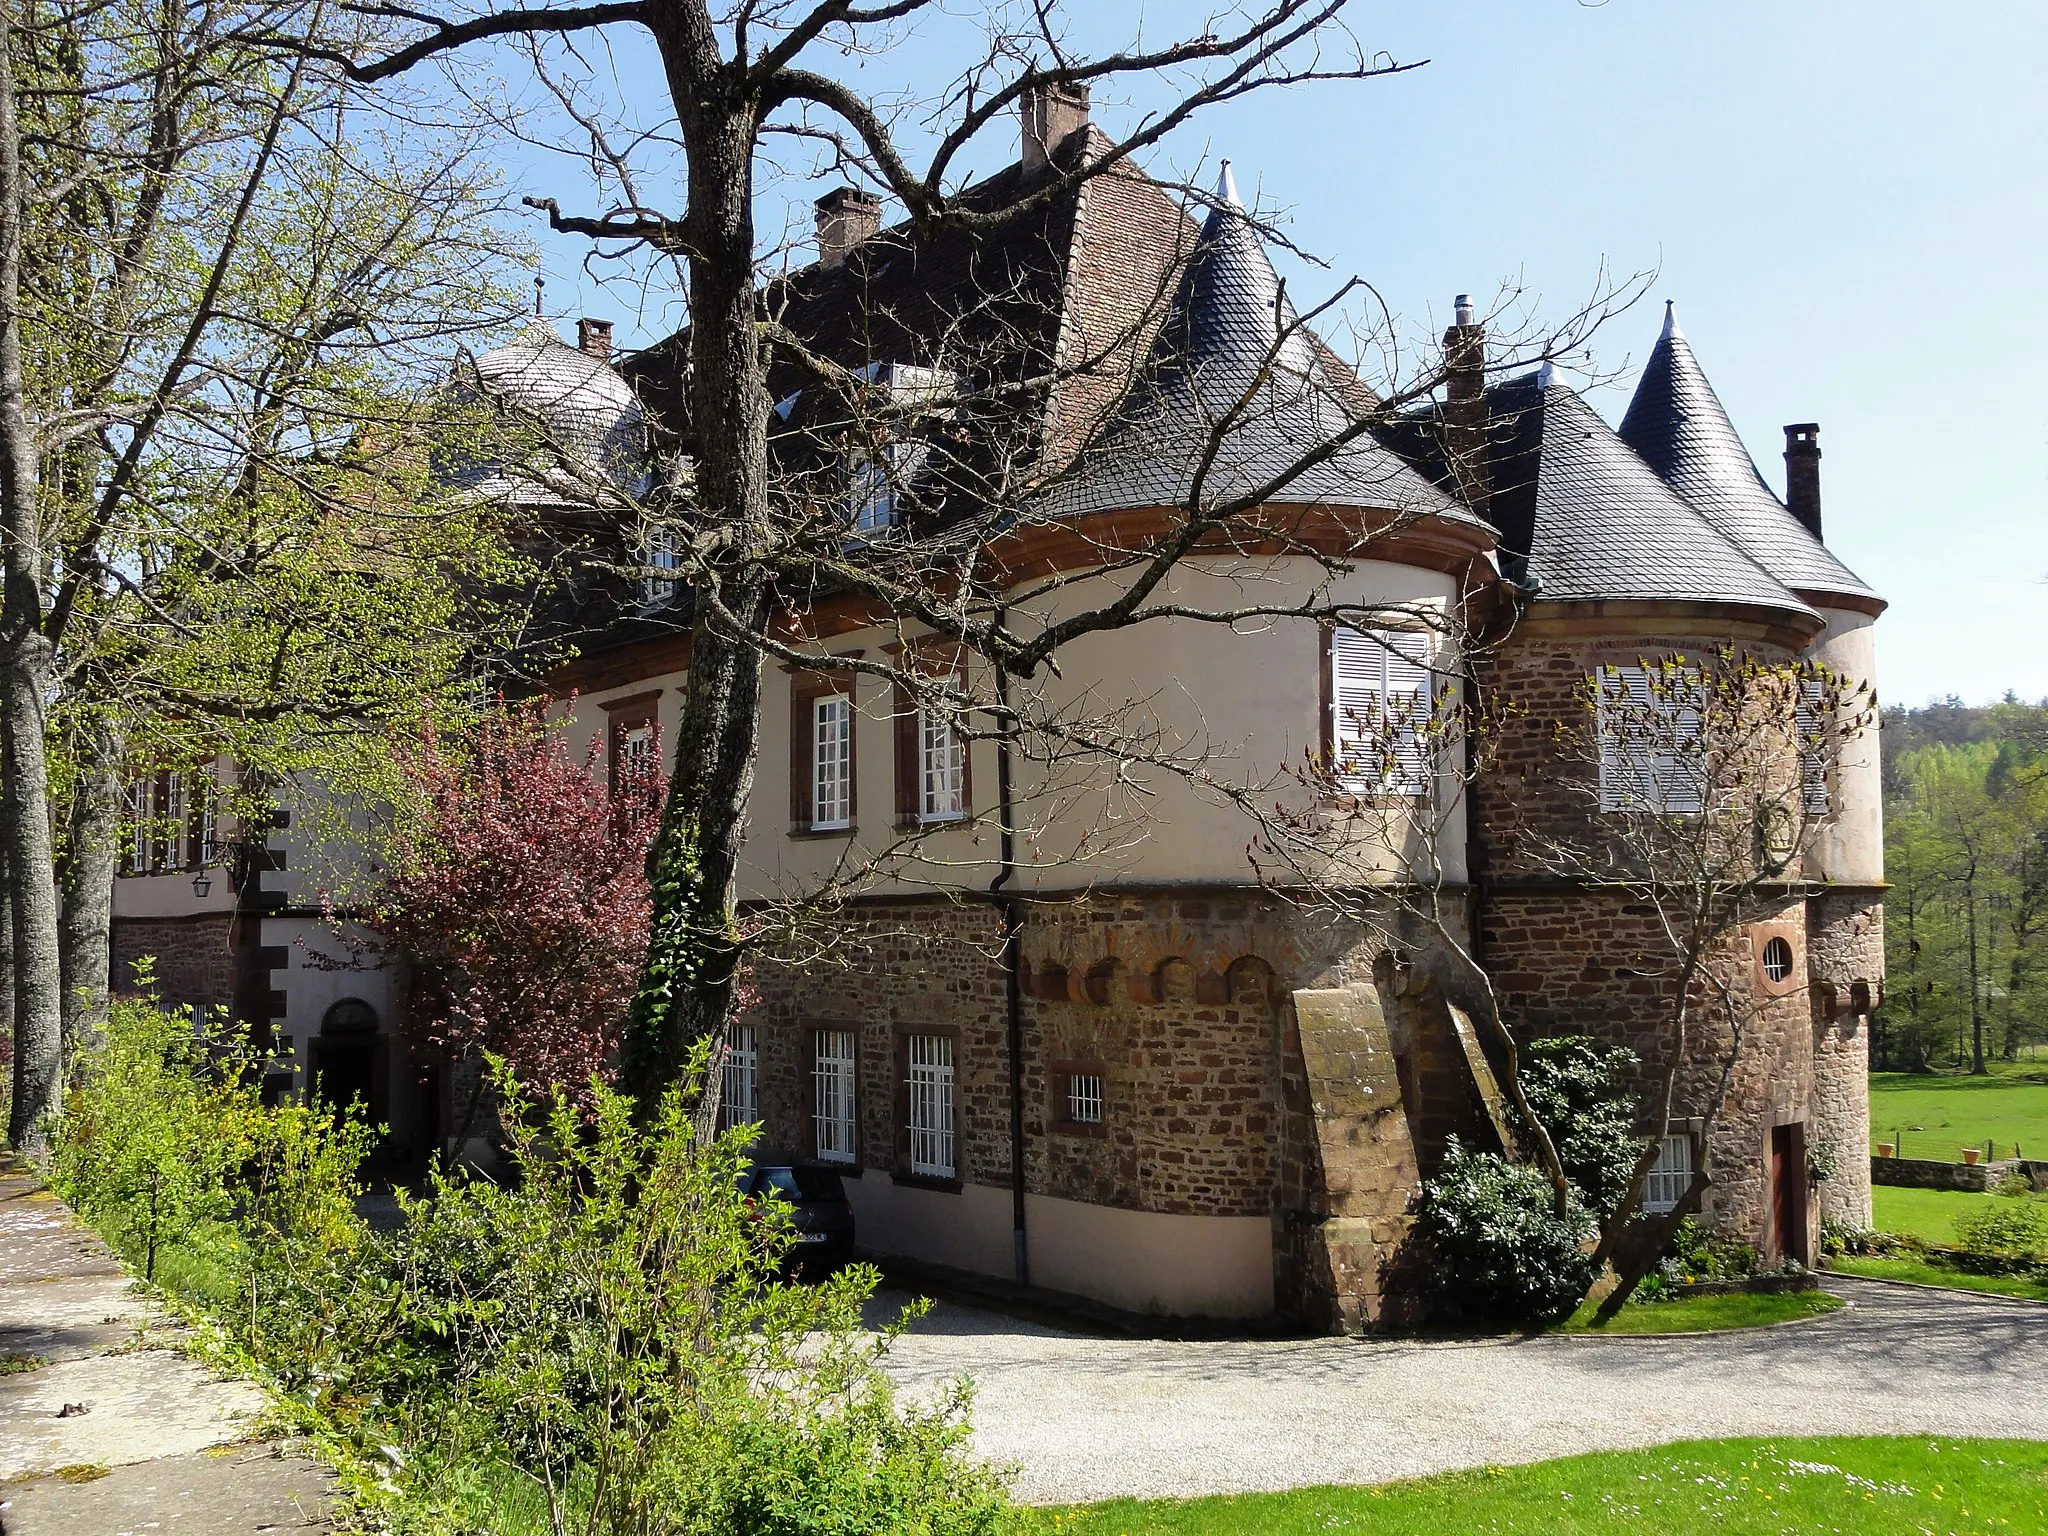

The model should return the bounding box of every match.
[1485,372,1817,619]
[1618,305,1877,607]
[1050,166,1470,525]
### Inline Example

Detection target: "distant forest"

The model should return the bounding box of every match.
[1877,695,2048,1073]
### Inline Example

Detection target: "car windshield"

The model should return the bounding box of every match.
[755,1166,845,1202]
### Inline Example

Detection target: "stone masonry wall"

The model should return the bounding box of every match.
[1808,888,1884,1228]
[111,915,235,1017]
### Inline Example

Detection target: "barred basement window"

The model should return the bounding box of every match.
[1643,1132,1695,1215]
[721,1024,760,1132]
[1066,1073,1104,1125]
[906,1034,955,1179]
[813,1030,857,1164]
[1762,936,1795,984]
[812,694,853,829]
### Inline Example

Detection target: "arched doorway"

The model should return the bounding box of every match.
[310,997,384,1125]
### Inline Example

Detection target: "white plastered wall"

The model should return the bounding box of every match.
[1806,606,1882,885]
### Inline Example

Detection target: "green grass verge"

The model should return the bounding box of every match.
[1032,1436,2048,1535]
[1870,1183,2048,1245]
[1830,1254,2048,1302]
[1554,1287,1843,1334]
[1869,1064,2048,1162]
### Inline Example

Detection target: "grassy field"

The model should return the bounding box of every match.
[1869,1063,2048,1162]
[1033,1437,2048,1535]
[1555,1288,1842,1334]
[1830,1254,2048,1302]
[1869,1183,2048,1244]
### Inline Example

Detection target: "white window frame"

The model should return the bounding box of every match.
[1597,664,1705,815]
[639,523,682,602]
[906,1033,955,1179]
[721,1023,760,1132]
[811,693,853,830]
[1642,1131,1696,1215]
[192,767,217,867]
[1066,1072,1104,1125]
[813,1030,857,1164]
[163,773,187,869]
[126,778,152,874]
[619,721,656,782]
[845,364,952,536]
[919,705,966,823]
[1330,626,1434,795]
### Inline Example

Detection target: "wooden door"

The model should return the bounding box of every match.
[1771,1122,1809,1266]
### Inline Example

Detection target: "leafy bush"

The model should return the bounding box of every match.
[1954,1199,2048,1258]
[1417,1137,1598,1326]
[1512,1037,1644,1219]
[1996,1171,2034,1198]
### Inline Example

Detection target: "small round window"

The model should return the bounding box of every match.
[1761,937,1795,984]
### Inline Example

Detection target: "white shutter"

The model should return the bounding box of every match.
[1600,665,1702,814]
[1332,627,1434,795]
[1795,678,1830,817]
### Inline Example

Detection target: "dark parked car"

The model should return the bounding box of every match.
[740,1162,855,1276]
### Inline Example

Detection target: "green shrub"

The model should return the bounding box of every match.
[1513,1037,1644,1219]
[1953,1199,2048,1258]
[1660,1216,1759,1283]
[1995,1171,2034,1198]
[1417,1137,1598,1326]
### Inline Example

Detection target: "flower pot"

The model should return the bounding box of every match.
[1962,1148,1981,1166]
[1877,1144,1895,1158]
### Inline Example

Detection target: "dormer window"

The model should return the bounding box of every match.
[639,523,681,602]
[843,363,957,537]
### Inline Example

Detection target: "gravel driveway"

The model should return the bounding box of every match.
[878,1276,2048,1504]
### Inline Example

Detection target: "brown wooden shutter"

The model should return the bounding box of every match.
[790,685,812,831]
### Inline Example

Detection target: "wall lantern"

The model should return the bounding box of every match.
[191,871,212,898]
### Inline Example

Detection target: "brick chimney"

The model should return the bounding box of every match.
[1020,81,1090,174]
[577,317,613,360]
[814,186,880,268]
[1783,422,1822,539]
[1442,294,1488,512]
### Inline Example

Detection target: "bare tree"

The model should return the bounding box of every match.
[290,1,1640,1117]
[1,0,532,1151]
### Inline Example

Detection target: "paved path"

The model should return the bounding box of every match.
[881,1277,2048,1504]
[0,1163,332,1534]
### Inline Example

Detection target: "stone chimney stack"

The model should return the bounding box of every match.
[1020,81,1090,174]
[1783,422,1822,540]
[577,317,614,360]
[814,186,881,267]
[1442,294,1488,511]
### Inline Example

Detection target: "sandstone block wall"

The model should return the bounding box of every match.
[110,916,235,1017]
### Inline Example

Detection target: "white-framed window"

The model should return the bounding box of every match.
[163,773,187,869]
[721,1023,760,1132]
[906,1033,955,1179]
[1643,1131,1695,1215]
[126,778,152,874]
[919,706,966,823]
[813,1030,857,1164]
[619,721,656,780]
[639,523,682,602]
[1597,663,1705,814]
[849,450,900,535]
[1331,626,1434,794]
[1794,677,1830,818]
[1066,1072,1104,1125]
[192,768,217,867]
[845,363,952,535]
[812,693,853,829]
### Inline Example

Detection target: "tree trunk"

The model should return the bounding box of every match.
[1965,878,1985,1075]
[622,16,773,1114]
[0,2,64,1156]
[59,713,124,1058]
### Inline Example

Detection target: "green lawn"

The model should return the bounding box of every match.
[1033,1437,2048,1535]
[1555,1288,1842,1334]
[1830,1254,2048,1303]
[1869,1064,2048,1162]
[1870,1183,2048,1245]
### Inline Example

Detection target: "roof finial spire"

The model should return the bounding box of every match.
[1660,299,1682,342]
[1215,159,1241,211]
[1537,357,1559,389]
[534,269,545,317]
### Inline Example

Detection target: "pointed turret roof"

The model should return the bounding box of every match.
[1484,373,1817,620]
[1050,165,1470,524]
[1618,304,1878,608]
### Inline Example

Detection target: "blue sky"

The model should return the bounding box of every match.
[513,1,2045,708]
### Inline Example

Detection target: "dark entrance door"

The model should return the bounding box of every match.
[311,1039,377,1117]
[1771,1122,1809,1266]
